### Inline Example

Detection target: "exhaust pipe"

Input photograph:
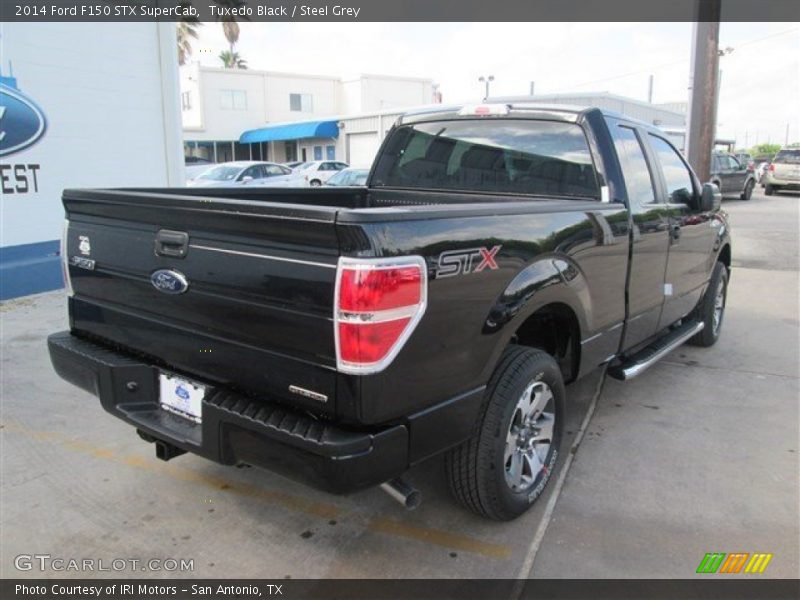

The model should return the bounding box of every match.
[154,440,186,461]
[380,478,421,510]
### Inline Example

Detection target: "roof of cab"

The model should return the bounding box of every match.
[397,101,663,134]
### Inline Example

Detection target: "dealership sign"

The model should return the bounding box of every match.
[0,78,46,195]
[0,82,47,157]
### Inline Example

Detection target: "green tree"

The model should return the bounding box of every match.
[214,0,249,55]
[219,50,248,69]
[749,142,781,158]
[176,21,202,66]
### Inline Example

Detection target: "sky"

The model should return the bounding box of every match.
[191,22,800,148]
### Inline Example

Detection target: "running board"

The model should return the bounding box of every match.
[607,321,704,381]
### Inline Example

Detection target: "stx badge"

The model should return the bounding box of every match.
[436,245,501,278]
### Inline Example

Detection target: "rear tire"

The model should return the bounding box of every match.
[310,179,322,187]
[445,345,565,520]
[688,261,728,347]
[765,184,776,196]
[741,179,754,200]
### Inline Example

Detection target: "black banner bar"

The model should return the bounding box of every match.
[1,0,799,22]
[3,579,800,600]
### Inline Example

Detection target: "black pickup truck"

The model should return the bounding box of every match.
[48,103,731,520]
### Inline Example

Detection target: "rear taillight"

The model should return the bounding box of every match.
[334,257,427,374]
[61,219,74,297]
[769,164,775,171]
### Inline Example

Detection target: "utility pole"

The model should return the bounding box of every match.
[786,123,791,145]
[529,81,535,96]
[647,75,654,103]
[478,75,494,100]
[685,0,721,183]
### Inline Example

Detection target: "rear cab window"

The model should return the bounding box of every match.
[774,149,800,164]
[371,119,600,199]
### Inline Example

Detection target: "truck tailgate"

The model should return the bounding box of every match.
[62,189,344,415]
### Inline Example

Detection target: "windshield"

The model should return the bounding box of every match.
[371,119,599,198]
[774,150,800,164]
[328,169,369,186]
[197,165,242,181]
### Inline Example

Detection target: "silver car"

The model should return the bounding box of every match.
[764,147,800,196]
[187,161,295,188]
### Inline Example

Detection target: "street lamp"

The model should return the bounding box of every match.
[478,75,494,100]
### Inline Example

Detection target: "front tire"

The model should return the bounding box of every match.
[741,179,754,200]
[310,179,322,187]
[446,346,565,520]
[688,261,728,347]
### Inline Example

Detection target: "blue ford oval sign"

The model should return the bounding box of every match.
[151,269,189,295]
[0,83,48,157]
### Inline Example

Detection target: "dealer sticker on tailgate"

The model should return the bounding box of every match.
[159,372,205,423]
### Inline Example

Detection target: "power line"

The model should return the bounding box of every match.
[564,27,799,90]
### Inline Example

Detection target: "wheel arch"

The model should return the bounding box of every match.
[481,257,591,383]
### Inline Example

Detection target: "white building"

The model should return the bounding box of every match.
[0,23,183,300]
[180,64,433,164]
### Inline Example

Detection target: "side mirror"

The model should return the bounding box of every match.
[240,175,254,183]
[699,182,721,212]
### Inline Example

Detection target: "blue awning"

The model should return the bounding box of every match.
[239,120,339,144]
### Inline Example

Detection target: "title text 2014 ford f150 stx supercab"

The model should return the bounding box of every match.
[49,103,730,520]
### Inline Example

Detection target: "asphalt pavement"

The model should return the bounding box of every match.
[1,188,797,579]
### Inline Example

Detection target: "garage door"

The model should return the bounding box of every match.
[347,133,381,168]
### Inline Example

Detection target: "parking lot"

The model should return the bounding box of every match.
[1,189,798,580]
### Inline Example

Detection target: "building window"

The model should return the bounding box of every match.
[220,90,247,110]
[290,93,313,112]
[326,145,336,160]
[313,146,323,161]
[181,91,191,111]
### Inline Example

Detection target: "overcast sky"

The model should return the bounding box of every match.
[192,22,799,147]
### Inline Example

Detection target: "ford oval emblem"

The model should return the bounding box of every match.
[0,83,48,157]
[150,269,189,295]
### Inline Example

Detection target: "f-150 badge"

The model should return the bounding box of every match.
[436,245,501,278]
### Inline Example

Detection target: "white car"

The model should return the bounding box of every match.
[187,161,295,188]
[290,161,349,186]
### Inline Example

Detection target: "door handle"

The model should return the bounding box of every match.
[670,223,682,241]
[155,230,189,258]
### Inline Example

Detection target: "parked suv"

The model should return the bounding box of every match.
[764,146,800,195]
[710,152,756,200]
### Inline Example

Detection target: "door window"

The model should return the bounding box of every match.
[612,125,657,205]
[263,164,285,177]
[648,135,695,204]
[239,165,263,180]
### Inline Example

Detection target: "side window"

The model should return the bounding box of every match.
[239,166,262,180]
[648,134,694,204]
[727,156,741,170]
[711,155,720,172]
[264,165,283,177]
[612,125,657,205]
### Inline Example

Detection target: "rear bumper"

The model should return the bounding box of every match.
[765,175,800,188]
[47,331,408,493]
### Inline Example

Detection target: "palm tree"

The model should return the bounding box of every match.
[214,0,249,55]
[219,50,248,70]
[176,21,202,66]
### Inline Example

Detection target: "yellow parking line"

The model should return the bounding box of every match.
[5,420,512,558]
[3,421,341,520]
[368,516,512,559]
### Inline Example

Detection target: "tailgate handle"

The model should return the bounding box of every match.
[155,230,189,258]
